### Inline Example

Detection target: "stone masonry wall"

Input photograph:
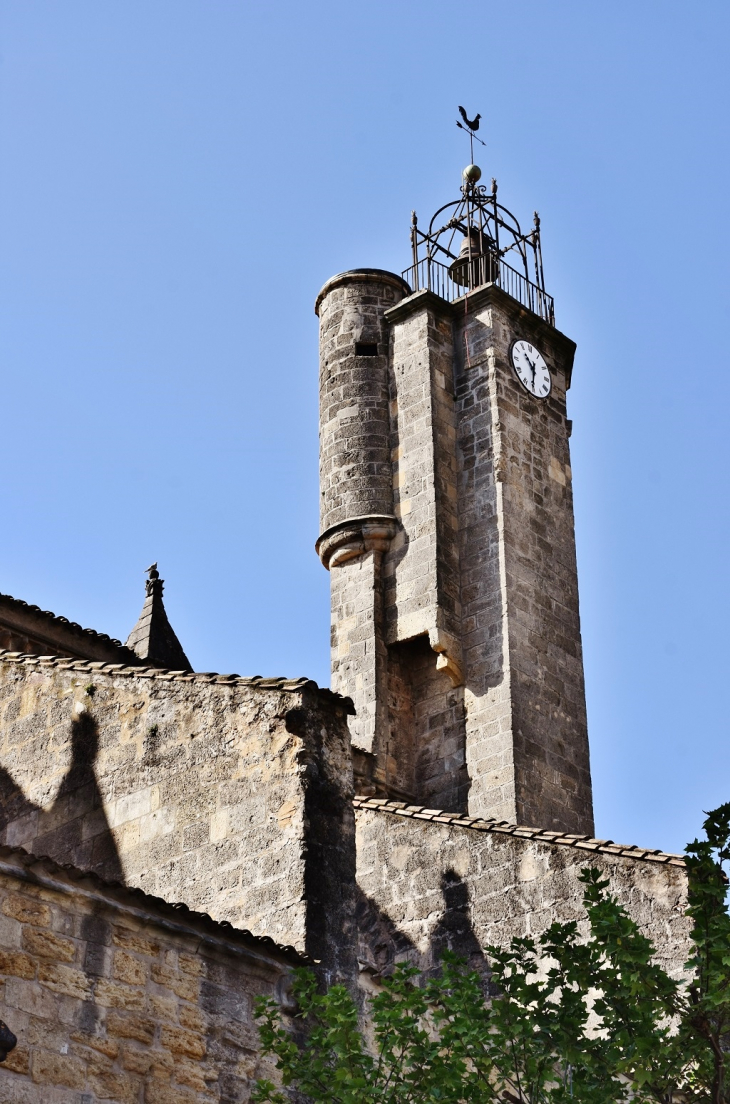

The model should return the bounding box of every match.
[0,653,356,977]
[317,273,592,832]
[454,289,592,832]
[385,297,461,655]
[329,551,385,756]
[317,272,406,534]
[386,637,466,811]
[355,801,690,981]
[0,847,297,1103]
[384,294,468,812]
[317,270,409,807]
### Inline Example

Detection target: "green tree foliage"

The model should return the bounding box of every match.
[253,804,730,1104]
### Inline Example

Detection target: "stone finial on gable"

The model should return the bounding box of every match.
[125,563,192,672]
[145,561,161,595]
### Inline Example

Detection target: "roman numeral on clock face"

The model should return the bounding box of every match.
[510,339,552,399]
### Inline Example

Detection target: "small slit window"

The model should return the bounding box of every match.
[355,342,378,357]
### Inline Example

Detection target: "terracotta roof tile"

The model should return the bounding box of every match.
[353,797,685,867]
[0,649,355,714]
[0,844,309,965]
[0,592,138,661]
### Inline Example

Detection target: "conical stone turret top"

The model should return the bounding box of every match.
[125,564,192,671]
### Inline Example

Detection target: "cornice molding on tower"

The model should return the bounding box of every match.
[384,283,577,385]
[456,283,577,386]
[383,286,455,325]
[315,515,398,570]
[314,269,411,316]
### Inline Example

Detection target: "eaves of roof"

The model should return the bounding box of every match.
[0,844,311,967]
[0,649,355,714]
[353,797,686,867]
[0,592,141,665]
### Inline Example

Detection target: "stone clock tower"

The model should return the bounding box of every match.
[315,159,593,835]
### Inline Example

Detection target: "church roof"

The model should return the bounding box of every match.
[0,649,355,714]
[125,564,192,672]
[0,843,310,965]
[353,797,686,867]
[0,591,141,666]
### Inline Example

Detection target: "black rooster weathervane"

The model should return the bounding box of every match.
[456,106,485,163]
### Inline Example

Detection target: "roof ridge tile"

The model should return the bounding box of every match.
[352,796,685,867]
[0,648,354,713]
[0,843,309,964]
[0,591,129,649]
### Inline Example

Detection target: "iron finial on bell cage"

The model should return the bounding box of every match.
[404,116,551,319]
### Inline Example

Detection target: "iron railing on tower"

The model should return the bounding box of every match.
[405,166,556,328]
[401,253,555,326]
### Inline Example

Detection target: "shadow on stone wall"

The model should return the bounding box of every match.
[299,704,359,986]
[356,884,416,975]
[0,711,123,882]
[429,868,487,973]
[356,867,488,982]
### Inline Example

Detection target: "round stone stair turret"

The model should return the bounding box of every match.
[315,269,409,567]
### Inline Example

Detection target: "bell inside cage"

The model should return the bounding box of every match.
[448,225,499,289]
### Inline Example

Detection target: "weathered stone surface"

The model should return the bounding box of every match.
[0,851,298,1102]
[317,270,409,534]
[355,803,690,980]
[452,288,591,832]
[0,246,694,1096]
[317,270,592,833]
[125,565,192,672]
[0,654,356,976]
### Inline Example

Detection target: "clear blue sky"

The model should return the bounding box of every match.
[0,2,727,854]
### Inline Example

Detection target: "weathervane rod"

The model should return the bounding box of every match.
[456,106,485,161]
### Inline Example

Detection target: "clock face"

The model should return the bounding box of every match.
[510,340,552,399]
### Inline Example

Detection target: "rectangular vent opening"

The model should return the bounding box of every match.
[355,342,378,357]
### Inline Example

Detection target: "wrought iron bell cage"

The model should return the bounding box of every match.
[403,172,555,326]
